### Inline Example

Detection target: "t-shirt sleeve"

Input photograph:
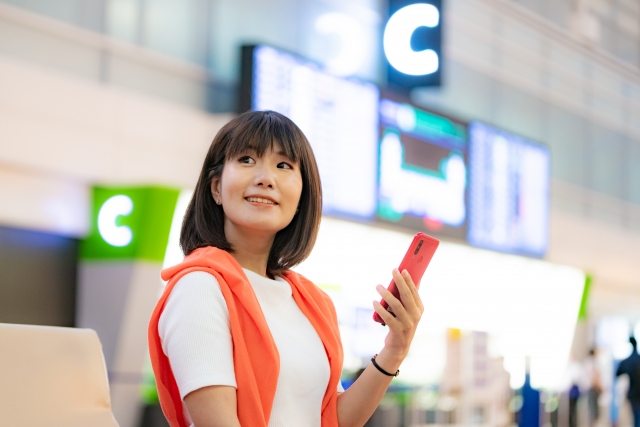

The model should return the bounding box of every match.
[158,271,237,400]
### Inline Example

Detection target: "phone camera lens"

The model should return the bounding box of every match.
[414,240,424,254]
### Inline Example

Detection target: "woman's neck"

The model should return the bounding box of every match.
[224,221,275,278]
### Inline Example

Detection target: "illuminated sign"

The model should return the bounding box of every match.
[314,12,368,77]
[80,186,179,261]
[467,122,550,257]
[239,44,380,220]
[384,0,443,89]
[97,195,133,247]
[377,97,467,239]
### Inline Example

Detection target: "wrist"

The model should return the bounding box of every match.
[374,347,405,373]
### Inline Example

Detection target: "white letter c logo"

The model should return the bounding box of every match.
[98,195,133,247]
[383,3,440,76]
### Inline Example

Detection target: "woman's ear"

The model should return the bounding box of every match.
[210,176,222,205]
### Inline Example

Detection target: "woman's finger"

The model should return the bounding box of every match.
[373,300,399,327]
[401,270,424,312]
[392,269,419,316]
[376,284,411,323]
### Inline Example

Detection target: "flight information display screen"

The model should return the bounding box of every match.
[240,44,380,220]
[467,122,550,257]
[377,97,468,240]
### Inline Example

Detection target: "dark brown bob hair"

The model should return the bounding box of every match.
[180,110,322,275]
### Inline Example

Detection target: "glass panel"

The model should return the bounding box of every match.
[412,62,497,125]
[542,0,571,29]
[548,41,587,77]
[106,0,141,44]
[616,11,639,35]
[549,69,586,105]
[590,124,624,198]
[591,63,625,94]
[143,0,209,65]
[493,83,544,142]
[209,0,300,80]
[0,19,102,79]
[511,0,545,17]
[628,142,640,205]
[1,0,104,31]
[615,31,639,66]
[501,19,543,53]
[629,83,640,104]
[590,88,624,124]
[546,105,589,186]
[618,0,639,14]
[501,49,543,86]
[598,22,618,56]
[590,0,614,18]
[630,105,640,138]
[449,0,493,29]
[449,23,493,65]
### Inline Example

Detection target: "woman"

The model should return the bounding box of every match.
[148,110,424,427]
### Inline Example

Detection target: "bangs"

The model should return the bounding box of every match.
[224,111,306,163]
[181,109,323,274]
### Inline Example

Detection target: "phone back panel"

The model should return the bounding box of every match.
[373,232,440,325]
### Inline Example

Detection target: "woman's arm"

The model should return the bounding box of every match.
[184,385,241,427]
[337,269,424,427]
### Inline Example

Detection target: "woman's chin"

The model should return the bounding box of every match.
[233,221,290,236]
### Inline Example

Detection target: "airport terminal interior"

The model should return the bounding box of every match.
[0,0,640,426]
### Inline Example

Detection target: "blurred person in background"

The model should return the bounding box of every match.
[569,382,580,427]
[584,348,602,427]
[566,357,582,427]
[616,337,640,427]
[148,111,426,427]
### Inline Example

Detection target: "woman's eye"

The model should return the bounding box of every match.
[277,162,293,169]
[239,156,255,164]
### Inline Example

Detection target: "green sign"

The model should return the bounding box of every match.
[80,186,180,261]
[577,274,592,321]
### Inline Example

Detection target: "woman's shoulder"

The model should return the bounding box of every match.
[176,270,219,284]
[283,271,333,302]
[168,271,223,302]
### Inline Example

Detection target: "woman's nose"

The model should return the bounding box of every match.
[254,164,275,188]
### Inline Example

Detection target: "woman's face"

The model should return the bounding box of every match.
[211,142,303,239]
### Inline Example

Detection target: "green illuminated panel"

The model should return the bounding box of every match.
[80,186,180,261]
[413,107,466,143]
[577,274,592,321]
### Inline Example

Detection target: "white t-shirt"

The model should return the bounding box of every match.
[158,269,343,426]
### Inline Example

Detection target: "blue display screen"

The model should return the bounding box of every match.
[467,122,550,257]
[244,45,380,220]
[377,98,468,240]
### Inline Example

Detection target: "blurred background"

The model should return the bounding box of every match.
[0,0,639,426]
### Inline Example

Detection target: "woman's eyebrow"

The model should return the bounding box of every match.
[276,151,298,162]
[272,147,296,158]
[235,146,257,155]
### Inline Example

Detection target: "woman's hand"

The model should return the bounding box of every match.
[373,269,424,362]
[336,269,424,427]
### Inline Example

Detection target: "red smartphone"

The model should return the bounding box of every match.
[373,232,440,325]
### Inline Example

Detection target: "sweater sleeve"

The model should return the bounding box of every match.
[158,271,237,400]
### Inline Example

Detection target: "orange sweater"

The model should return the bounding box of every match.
[148,247,343,427]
